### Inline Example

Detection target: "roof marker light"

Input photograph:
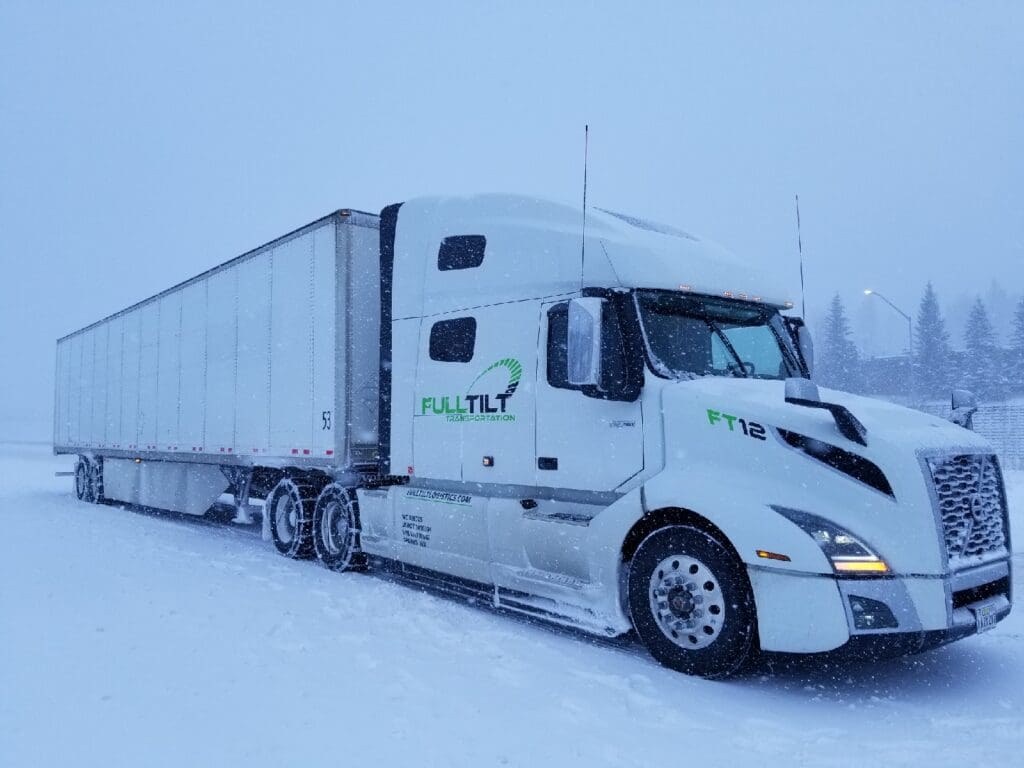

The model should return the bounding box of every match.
[723,291,734,298]
[784,301,795,308]
[679,284,692,291]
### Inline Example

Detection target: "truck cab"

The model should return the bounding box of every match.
[353,194,1012,677]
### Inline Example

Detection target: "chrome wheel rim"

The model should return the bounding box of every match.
[275,494,296,544]
[648,554,726,650]
[321,499,350,557]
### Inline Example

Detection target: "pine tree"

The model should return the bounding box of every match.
[818,294,860,391]
[1009,297,1024,394]
[914,282,951,398]
[962,298,1004,401]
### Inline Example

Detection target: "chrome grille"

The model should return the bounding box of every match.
[926,454,1007,569]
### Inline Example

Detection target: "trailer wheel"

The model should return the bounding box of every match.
[74,457,94,503]
[313,484,367,571]
[628,525,757,678]
[267,478,318,559]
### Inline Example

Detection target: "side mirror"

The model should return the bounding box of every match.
[567,297,604,387]
[782,316,813,378]
[796,324,814,378]
[950,389,978,430]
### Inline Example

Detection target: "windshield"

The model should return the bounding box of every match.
[635,290,800,380]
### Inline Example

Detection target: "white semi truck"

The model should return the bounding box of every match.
[54,195,1013,677]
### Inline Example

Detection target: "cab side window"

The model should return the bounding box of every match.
[429,317,477,362]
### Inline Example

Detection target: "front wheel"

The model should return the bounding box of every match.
[628,525,757,678]
[313,484,366,571]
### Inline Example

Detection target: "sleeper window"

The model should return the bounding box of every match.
[429,317,477,362]
[438,235,486,271]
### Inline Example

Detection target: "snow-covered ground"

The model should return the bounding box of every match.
[2,442,1022,768]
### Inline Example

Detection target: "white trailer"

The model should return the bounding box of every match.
[56,195,1013,677]
[54,210,381,531]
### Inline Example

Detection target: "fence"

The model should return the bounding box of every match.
[915,403,1024,470]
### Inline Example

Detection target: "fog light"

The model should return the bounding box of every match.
[848,595,898,630]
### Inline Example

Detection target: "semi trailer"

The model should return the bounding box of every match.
[54,195,1012,677]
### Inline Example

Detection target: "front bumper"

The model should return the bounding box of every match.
[748,557,1012,655]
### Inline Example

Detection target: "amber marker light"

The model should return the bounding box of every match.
[756,550,791,562]
[832,559,890,574]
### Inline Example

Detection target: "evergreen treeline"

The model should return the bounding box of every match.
[813,287,1024,404]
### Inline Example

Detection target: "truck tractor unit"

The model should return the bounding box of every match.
[54,195,1013,677]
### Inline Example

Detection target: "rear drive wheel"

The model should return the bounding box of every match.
[628,525,757,678]
[313,484,367,571]
[267,478,320,559]
[74,457,94,502]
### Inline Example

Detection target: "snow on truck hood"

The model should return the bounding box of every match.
[662,377,991,455]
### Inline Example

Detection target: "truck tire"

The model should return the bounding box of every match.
[628,525,757,678]
[267,478,319,559]
[74,457,95,503]
[313,484,367,571]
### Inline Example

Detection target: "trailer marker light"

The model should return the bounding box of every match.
[291,449,298,455]
[303,449,310,455]
[723,291,733,298]
[134,458,142,464]
[785,301,795,308]
[325,450,334,456]
[756,550,791,562]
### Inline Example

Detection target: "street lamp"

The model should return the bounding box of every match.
[864,289,914,403]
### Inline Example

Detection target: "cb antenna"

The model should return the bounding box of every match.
[580,124,589,290]
[795,194,806,318]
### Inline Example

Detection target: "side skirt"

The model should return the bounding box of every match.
[367,557,624,638]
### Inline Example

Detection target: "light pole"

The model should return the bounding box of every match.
[865,289,914,404]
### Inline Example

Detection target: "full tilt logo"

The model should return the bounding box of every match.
[421,358,522,423]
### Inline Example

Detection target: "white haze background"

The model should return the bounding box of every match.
[1,0,1022,439]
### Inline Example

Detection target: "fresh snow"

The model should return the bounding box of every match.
[1,442,1022,768]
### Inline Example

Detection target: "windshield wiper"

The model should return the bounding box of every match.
[704,319,749,377]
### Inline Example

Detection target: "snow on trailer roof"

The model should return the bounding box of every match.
[56,208,379,343]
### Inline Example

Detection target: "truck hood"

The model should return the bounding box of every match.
[662,377,990,456]
[655,377,995,576]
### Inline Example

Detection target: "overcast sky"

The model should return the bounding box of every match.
[1,1,1021,439]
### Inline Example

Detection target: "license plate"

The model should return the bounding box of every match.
[972,600,1000,633]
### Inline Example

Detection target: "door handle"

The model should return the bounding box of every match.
[538,457,558,471]
[520,499,538,510]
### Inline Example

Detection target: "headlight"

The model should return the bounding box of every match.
[771,506,890,575]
